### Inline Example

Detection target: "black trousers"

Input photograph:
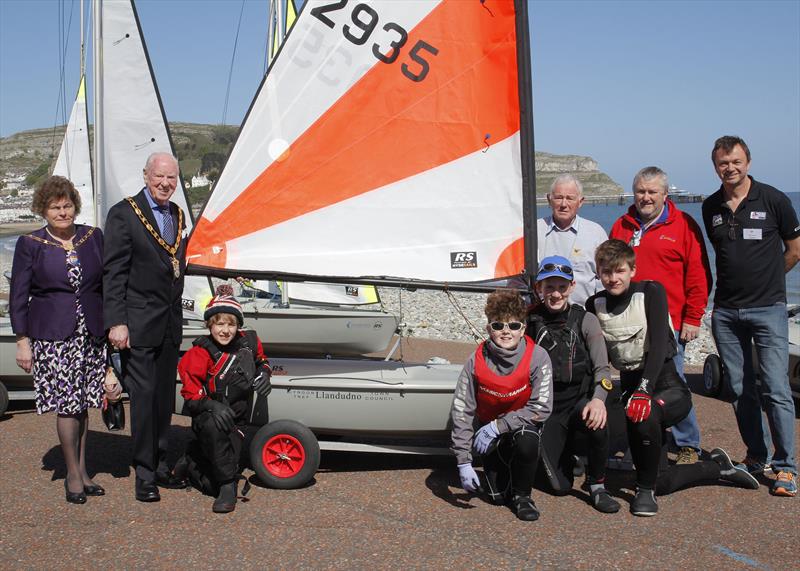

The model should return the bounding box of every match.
[625,362,692,490]
[654,439,722,495]
[483,425,541,503]
[123,337,178,481]
[191,410,245,484]
[539,398,610,493]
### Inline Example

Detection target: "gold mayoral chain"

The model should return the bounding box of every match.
[125,197,184,278]
[26,227,95,251]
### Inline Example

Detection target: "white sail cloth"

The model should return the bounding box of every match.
[98,0,210,317]
[53,76,94,226]
[189,0,527,285]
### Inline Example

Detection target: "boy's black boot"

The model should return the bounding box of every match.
[212,480,238,514]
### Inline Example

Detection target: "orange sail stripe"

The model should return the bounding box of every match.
[494,236,525,278]
[189,0,520,269]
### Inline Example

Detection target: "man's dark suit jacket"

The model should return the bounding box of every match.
[103,189,186,347]
[10,224,104,340]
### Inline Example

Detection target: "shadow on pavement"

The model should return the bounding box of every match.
[40,424,194,482]
[424,467,477,509]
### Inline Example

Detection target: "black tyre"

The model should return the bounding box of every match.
[249,419,320,489]
[703,354,723,398]
[0,382,8,418]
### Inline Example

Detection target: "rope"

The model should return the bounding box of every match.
[221,0,247,126]
[51,0,75,162]
[444,287,485,344]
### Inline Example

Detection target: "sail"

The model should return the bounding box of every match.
[188,0,535,287]
[269,0,299,65]
[53,75,95,226]
[97,0,211,317]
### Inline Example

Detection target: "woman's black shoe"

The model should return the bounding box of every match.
[83,483,106,496]
[64,480,87,505]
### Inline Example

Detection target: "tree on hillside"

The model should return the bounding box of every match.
[25,161,50,188]
[201,152,226,173]
[212,125,236,146]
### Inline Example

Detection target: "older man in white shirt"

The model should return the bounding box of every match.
[537,174,608,306]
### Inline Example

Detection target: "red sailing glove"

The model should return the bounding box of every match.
[626,392,652,423]
[626,378,653,423]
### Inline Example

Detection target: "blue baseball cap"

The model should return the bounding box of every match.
[536,255,574,282]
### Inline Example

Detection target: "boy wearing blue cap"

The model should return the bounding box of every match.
[529,255,619,513]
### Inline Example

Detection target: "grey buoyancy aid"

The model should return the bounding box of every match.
[529,304,591,409]
[193,330,261,405]
[591,292,649,371]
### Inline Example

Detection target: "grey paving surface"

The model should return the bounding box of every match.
[1,340,798,570]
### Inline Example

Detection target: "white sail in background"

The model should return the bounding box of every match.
[268,0,299,66]
[53,75,94,226]
[189,0,530,286]
[97,0,212,317]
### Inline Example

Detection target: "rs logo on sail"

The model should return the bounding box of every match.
[451,252,478,269]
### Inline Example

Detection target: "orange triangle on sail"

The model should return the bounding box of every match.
[494,236,525,278]
[189,0,520,269]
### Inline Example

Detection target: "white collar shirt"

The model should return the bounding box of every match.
[536,214,608,306]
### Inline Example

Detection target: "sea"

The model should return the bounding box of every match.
[1,192,799,305]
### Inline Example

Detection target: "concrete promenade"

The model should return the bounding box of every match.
[1,338,798,569]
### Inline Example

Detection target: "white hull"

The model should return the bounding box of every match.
[2,304,397,382]
[180,356,461,438]
[180,306,397,357]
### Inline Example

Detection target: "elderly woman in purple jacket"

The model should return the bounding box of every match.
[10,176,107,505]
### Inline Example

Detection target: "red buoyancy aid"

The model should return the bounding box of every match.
[474,336,535,423]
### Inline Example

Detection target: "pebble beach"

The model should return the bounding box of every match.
[377,287,717,369]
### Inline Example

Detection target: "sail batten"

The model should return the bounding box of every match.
[188,0,532,287]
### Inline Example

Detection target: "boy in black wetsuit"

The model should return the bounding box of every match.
[177,285,272,513]
[529,256,619,513]
[586,239,759,516]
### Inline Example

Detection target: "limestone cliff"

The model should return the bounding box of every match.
[534,152,623,196]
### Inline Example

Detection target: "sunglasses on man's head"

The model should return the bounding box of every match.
[538,262,573,276]
[489,321,525,332]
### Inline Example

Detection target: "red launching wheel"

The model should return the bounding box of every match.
[263,433,306,478]
[249,420,320,489]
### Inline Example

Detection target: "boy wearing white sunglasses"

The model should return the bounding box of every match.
[450,289,552,521]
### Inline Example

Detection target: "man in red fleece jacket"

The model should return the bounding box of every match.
[610,166,712,464]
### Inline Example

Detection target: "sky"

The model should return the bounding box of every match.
[1,0,798,196]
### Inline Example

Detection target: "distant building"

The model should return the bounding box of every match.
[191,174,211,188]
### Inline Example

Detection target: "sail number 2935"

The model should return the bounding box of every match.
[310,0,439,83]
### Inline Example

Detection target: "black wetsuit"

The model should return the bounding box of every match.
[587,281,691,490]
[528,304,613,492]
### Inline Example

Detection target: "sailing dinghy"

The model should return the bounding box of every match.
[185,0,538,485]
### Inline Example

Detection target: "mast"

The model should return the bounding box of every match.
[92,0,104,225]
[515,0,538,289]
[80,0,85,78]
